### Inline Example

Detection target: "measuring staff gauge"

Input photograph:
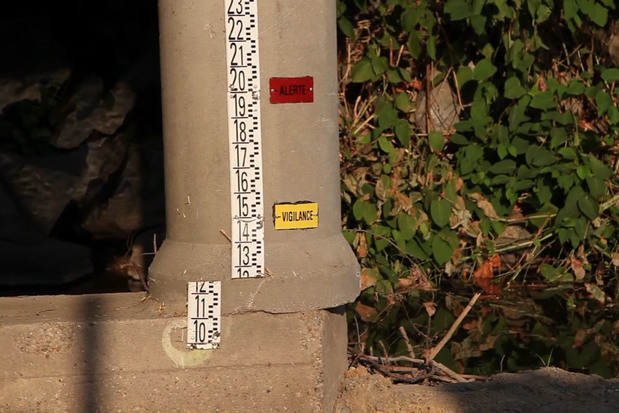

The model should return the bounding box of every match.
[225,0,265,279]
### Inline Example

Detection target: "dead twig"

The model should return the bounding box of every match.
[425,292,482,362]
[349,350,483,385]
[219,229,232,242]
[430,360,470,383]
[399,326,416,359]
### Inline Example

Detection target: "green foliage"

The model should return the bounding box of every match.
[338,0,619,377]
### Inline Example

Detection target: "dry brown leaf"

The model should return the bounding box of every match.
[355,302,377,321]
[571,257,586,281]
[408,264,434,290]
[497,225,531,243]
[468,193,500,220]
[585,283,606,303]
[537,76,548,92]
[454,176,464,192]
[360,267,378,290]
[462,319,478,331]
[357,233,368,258]
[573,329,586,348]
[474,260,494,279]
[395,192,413,212]
[578,118,594,131]
[473,260,501,295]
[423,301,437,317]
[411,78,423,91]
[398,277,413,289]
[489,254,501,269]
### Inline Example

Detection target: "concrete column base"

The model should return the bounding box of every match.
[0,294,348,412]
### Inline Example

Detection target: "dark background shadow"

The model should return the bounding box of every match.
[0,0,164,296]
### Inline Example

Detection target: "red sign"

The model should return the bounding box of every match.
[269,76,314,104]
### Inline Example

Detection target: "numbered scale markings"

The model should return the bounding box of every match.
[225,0,265,279]
[187,281,221,349]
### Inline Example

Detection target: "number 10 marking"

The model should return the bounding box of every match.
[187,281,221,349]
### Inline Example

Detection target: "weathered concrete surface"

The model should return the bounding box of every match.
[0,293,347,412]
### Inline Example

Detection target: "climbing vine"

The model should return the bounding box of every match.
[338,0,619,377]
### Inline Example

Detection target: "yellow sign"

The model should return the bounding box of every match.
[273,202,319,230]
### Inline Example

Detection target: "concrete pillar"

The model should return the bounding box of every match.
[0,3,360,411]
[151,0,360,315]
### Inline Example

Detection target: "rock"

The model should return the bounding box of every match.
[82,143,165,239]
[415,70,460,133]
[82,144,143,238]
[0,151,83,234]
[72,134,128,206]
[0,179,92,288]
[0,16,70,113]
[51,78,136,149]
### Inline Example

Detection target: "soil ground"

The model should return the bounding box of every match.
[335,366,619,413]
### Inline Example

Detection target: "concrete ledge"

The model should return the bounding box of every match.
[149,234,361,315]
[0,293,347,412]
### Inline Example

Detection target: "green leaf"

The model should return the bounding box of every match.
[395,92,412,112]
[558,147,578,160]
[395,120,411,147]
[378,135,396,154]
[430,199,451,228]
[577,165,591,180]
[540,264,563,281]
[457,65,474,88]
[504,77,526,99]
[566,79,585,95]
[557,174,574,192]
[578,195,599,220]
[405,238,429,260]
[585,154,612,179]
[371,224,393,251]
[595,90,612,116]
[387,69,403,84]
[450,133,469,145]
[444,0,474,20]
[408,32,422,59]
[574,216,587,239]
[353,198,377,224]
[564,0,579,19]
[428,131,445,152]
[426,35,437,60]
[550,127,568,148]
[601,68,619,83]
[588,1,608,26]
[489,159,517,174]
[337,17,355,39]
[397,213,417,240]
[473,58,497,81]
[351,58,375,83]
[470,15,486,35]
[371,56,389,76]
[530,91,556,109]
[531,148,556,166]
[432,235,454,264]
[343,230,358,247]
[377,103,398,128]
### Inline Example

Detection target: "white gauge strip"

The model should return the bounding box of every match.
[187,281,221,349]
[225,0,265,279]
